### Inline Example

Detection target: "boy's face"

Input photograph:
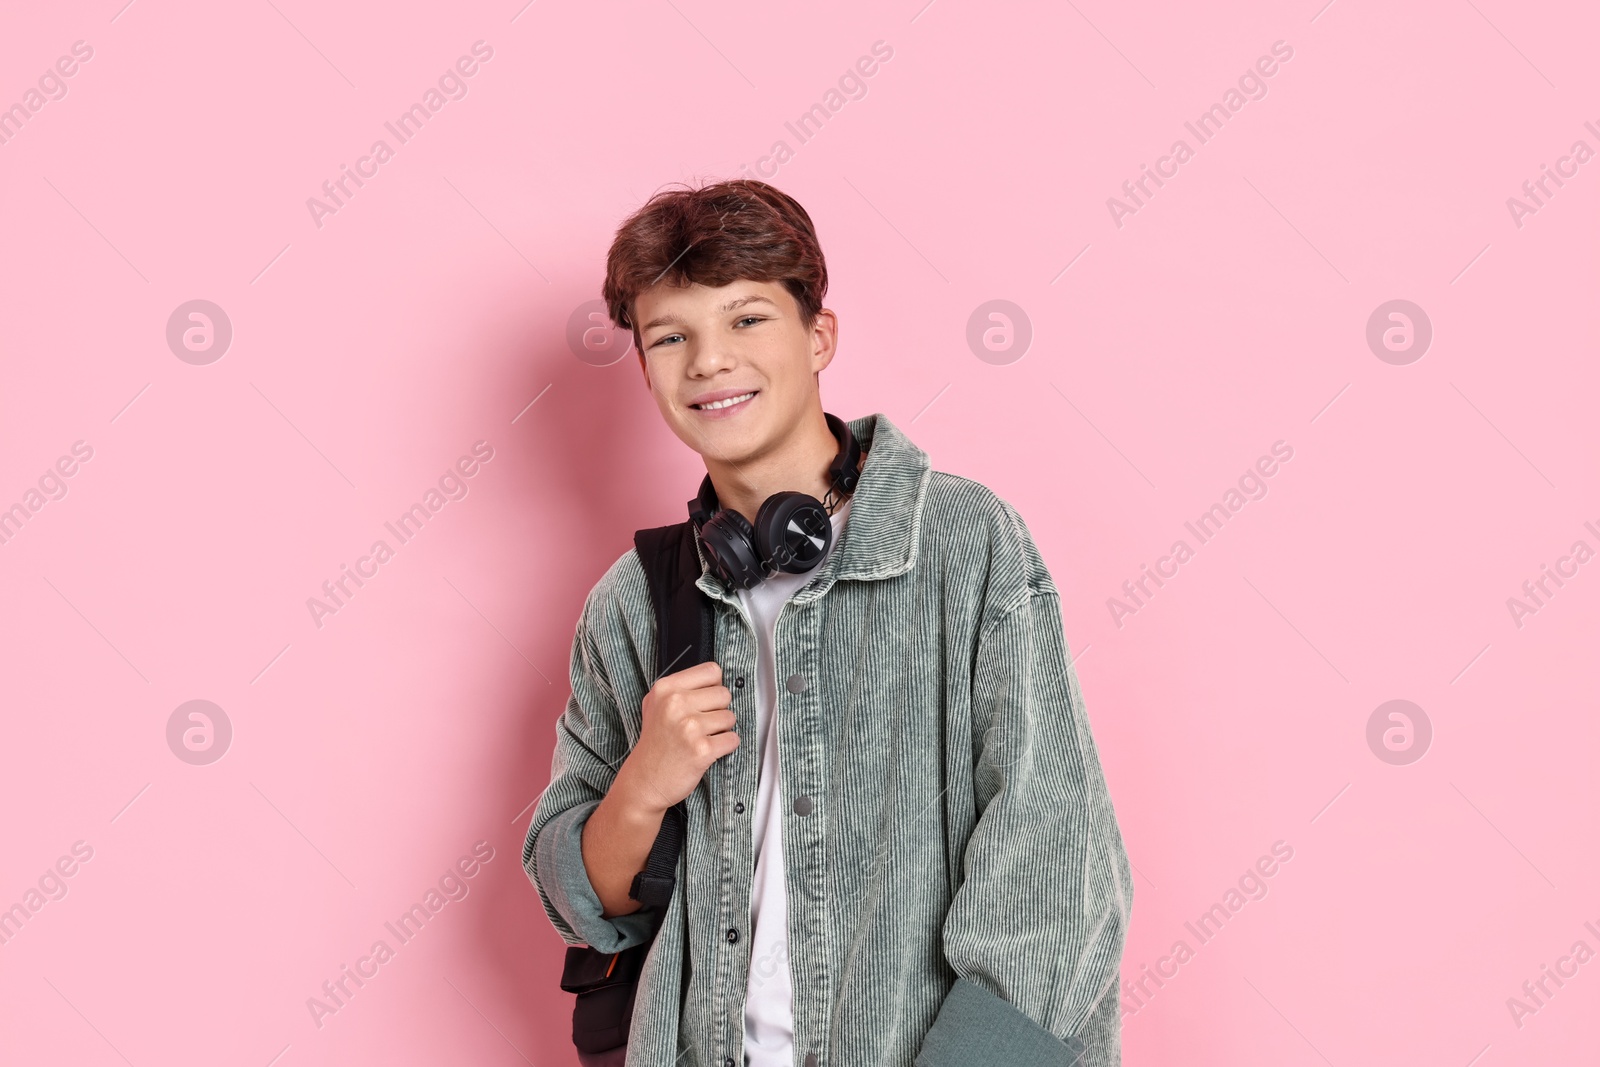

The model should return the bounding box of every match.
[634,278,837,468]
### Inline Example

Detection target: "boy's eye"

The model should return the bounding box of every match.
[737,316,763,326]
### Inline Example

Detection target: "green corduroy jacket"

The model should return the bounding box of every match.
[523,411,1133,1067]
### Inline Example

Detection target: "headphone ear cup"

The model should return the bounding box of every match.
[753,492,832,575]
[700,508,766,590]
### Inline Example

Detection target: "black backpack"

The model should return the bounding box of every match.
[558,519,713,1065]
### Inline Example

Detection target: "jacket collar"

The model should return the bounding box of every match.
[693,411,932,605]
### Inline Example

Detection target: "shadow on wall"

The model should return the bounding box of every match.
[462,311,691,1067]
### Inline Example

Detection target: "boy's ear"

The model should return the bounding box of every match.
[810,308,839,372]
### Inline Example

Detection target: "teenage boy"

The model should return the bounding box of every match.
[524,179,1132,1067]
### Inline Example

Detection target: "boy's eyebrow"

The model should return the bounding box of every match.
[641,294,778,331]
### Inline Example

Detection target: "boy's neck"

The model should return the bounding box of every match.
[702,410,858,523]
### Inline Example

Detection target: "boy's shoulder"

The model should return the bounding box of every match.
[922,468,1015,527]
[920,468,1058,602]
[574,540,653,641]
[920,467,1041,555]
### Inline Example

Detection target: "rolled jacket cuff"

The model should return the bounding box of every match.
[914,977,1087,1067]
[535,799,656,954]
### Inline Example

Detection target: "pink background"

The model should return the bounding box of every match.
[2,1,1596,1064]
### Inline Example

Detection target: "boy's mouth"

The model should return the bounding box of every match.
[690,390,759,413]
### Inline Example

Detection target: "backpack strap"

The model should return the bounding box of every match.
[628,520,715,908]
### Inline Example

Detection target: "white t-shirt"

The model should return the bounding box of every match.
[737,496,851,1067]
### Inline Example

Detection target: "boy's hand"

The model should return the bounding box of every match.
[616,660,740,815]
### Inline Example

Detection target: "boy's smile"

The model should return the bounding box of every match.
[687,388,759,418]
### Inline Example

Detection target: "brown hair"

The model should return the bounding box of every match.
[602,178,829,355]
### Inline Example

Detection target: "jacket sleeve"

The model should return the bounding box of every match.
[916,524,1133,1066]
[521,585,657,954]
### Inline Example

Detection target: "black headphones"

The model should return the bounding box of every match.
[687,411,863,591]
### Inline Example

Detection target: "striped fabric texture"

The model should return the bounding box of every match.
[523,411,1133,1067]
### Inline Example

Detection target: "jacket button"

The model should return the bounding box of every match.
[735,801,746,814]
[725,1059,736,1067]
[785,673,806,693]
[734,675,745,688]
[726,927,739,943]
[792,795,813,816]
[804,1054,818,1067]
